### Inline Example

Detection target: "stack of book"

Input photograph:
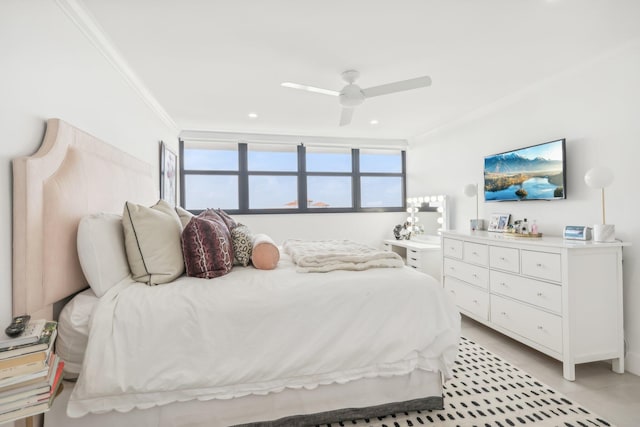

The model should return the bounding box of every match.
[0,320,64,424]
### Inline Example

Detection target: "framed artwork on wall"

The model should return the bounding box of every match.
[160,141,177,207]
[488,213,510,232]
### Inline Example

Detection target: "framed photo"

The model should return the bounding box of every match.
[159,141,177,207]
[488,213,510,232]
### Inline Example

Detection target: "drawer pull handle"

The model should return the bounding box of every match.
[536,263,543,267]
[500,282,507,286]
[537,325,544,330]
[473,299,478,304]
[500,257,506,261]
[472,251,478,255]
[537,292,543,297]
[500,311,506,315]
[472,273,478,278]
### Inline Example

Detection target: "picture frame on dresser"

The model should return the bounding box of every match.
[159,141,177,207]
[488,213,510,232]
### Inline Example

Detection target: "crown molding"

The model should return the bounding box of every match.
[55,0,179,135]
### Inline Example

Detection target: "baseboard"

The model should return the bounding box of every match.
[624,349,640,376]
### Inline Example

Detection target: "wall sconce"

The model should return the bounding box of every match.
[584,166,615,242]
[464,183,484,231]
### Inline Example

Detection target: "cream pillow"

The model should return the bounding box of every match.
[77,213,131,297]
[122,199,184,285]
[175,206,194,229]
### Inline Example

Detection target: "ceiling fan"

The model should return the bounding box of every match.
[281,70,431,126]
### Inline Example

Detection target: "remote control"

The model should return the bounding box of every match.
[5,315,31,338]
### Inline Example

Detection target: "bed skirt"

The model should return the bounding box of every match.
[47,370,443,427]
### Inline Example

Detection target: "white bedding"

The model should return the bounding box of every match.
[68,253,460,418]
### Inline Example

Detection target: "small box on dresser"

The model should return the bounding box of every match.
[441,230,627,381]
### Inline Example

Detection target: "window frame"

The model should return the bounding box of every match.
[180,141,406,214]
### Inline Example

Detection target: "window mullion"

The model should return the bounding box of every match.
[352,148,360,210]
[238,143,248,211]
[298,144,307,211]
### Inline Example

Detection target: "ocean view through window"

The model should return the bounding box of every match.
[180,140,405,214]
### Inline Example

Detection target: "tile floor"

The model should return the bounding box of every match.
[461,315,640,427]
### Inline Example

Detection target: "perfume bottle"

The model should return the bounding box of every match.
[531,220,538,234]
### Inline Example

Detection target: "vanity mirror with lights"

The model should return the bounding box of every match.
[383,195,449,280]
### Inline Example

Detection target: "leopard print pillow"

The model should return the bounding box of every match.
[231,224,253,266]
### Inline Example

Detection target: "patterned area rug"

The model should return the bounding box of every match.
[325,337,613,427]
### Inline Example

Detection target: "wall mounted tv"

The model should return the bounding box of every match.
[484,139,566,202]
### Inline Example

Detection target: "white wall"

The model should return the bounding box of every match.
[407,40,640,374]
[235,212,408,249]
[0,0,179,326]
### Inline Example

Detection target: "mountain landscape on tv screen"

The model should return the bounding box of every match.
[484,152,564,201]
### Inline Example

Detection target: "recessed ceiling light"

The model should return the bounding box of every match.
[370,119,379,125]
[248,113,258,119]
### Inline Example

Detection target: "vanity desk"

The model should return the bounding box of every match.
[383,237,441,280]
[441,230,626,381]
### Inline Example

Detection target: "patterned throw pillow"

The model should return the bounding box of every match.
[213,208,238,231]
[231,225,253,266]
[181,212,234,279]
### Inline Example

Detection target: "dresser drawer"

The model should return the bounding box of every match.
[443,238,463,259]
[443,258,489,289]
[463,242,488,266]
[489,246,519,273]
[491,295,562,353]
[521,250,562,282]
[490,270,562,313]
[444,277,489,321]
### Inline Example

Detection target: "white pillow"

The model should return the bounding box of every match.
[77,213,131,297]
[56,288,99,378]
[122,199,184,285]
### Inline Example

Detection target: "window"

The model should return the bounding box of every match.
[180,141,405,214]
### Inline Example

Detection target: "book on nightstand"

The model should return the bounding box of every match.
[0,319,46,350]
[0,321,57,360]
[0,360,64,423]
[0,320,63,424]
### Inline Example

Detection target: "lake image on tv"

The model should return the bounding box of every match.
[484,140,565,201]
[485,177,560,201]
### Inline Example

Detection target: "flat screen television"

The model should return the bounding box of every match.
[484,139,566,202]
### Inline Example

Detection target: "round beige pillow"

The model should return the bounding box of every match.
[251,234,280,270]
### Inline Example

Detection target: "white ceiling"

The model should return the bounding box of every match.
[81,0,640,140]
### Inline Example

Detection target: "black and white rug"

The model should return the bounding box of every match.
[326,337,613,427]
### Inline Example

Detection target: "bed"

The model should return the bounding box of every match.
[12,119,460,427]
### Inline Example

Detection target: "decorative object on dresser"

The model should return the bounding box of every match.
[441,230,627,381]
[584,166,615,242]
[487,213,510,232]
[463,183,485,231]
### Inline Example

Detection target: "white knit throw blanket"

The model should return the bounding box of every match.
[282,239,404,273]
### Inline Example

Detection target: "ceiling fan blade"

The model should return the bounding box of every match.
[362,76,432,98]
[281,82,340,96]
[339,108,354,126]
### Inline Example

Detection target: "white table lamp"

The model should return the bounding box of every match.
[464,183,484,231]
[584,166,615,242]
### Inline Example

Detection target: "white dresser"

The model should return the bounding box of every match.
[383,238,441,280]
[441,230,626,381]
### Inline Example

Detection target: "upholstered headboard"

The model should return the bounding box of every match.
[12,119,156,319]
